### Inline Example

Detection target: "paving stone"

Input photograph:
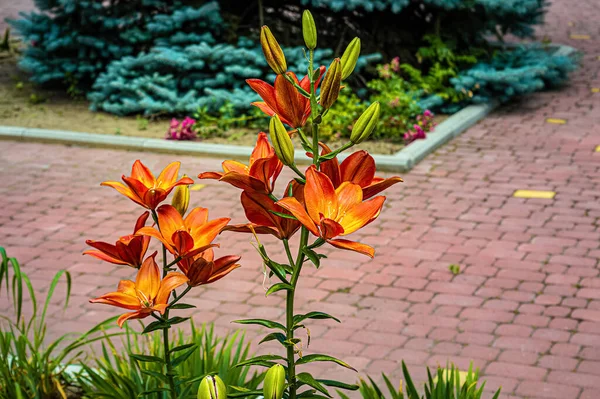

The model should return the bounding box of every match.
[1,0,599,397]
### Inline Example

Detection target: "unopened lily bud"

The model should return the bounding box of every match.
[302,10,317,50]
[171,175,190,216]
[260,26,287,75]
[320,58,342,109]
[340,37,361,80]
[269,115,295,166]
[198,375,226,399]
[350,102,380,144]
[263,364,286,399]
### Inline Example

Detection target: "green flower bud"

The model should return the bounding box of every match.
[269,115,295,166]
[302,10,317,50]
[350,102,380,144]
[320,58,342,109]
[340,37,361,80]
[263,364,286,399]
[260,26,287,75]
[198,375,226,399]
[171,175,190,216]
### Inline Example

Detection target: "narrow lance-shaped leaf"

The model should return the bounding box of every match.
[259,332,287,345]
[266,283,294,296]
[296,373,332,397]
[235,354,286,368]
[296,354,356,371]
[294,311,341,326]
[233,318,286,331]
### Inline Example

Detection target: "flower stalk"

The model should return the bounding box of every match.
[87,10,402,399]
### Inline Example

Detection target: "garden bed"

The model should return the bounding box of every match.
[0,53,449,156]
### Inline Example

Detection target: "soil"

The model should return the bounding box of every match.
[0,50,446,155]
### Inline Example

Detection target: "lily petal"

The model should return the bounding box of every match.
[340,151,376,187]
[135,256,161,300]
[305,166,338,221]
[339,196,386,235]
[100,181,144,207]
[327,239,375,258]
[155,161,181,189]
[131,160,155,187]
[156,272,189,305]
[277,197,319,236]
[363,177,403,200]
[89,292,141,310]
[117,310,151,328]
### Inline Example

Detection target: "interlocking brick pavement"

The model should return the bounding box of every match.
[1,0,600,397]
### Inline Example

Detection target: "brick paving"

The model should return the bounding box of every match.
[1,0,600,398]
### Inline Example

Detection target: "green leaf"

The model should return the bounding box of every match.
[169,303,196,310]
[140,369,169,383]
[318,380,359,391]
[167,316,189,325]
[235,354,286,368]
[297,389,318,398]
[259,332,287,345]
[297,372,332,397]
[169,343,197,353]
[266,283,294,296]
[302,248,321,268]
[139,388,169,396]
[130,354,164,363]
[142,320,169,334]
[228,391,263,398]
[294,311,341,325]
[171,345,197,367]
[232,318,286,331]
[265,259,290,283]
[269,210,298,220]
[319,151,340,161]
[401,361,420,399]
[296,354,356,371]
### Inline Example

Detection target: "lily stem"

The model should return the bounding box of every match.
[152,208,177,399]
[286,227,309,399]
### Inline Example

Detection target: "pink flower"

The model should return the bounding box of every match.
[166,117,197,141]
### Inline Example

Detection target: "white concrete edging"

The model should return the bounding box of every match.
[0,44,578,172]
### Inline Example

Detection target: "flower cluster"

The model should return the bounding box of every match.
[87,160,239,328]
[166,116,197,140]
[377,56,401,79]
[85,10,402,399]
[404,109,435,142]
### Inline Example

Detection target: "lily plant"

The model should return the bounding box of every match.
[86,10,402,399]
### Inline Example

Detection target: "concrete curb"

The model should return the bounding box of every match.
[0,103,493,173]
[0,43,578,172]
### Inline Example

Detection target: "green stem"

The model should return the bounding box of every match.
[284,74,311,98]
[308,50,320,167]
[162,322,177,399]
[168,285,192,307]
[285,227,309,399]
[165,256,181,269]
[289,164,306,180]
[152,208,177,399]
[283,239,295,267]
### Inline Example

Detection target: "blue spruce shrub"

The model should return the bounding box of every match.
[451,45,577,104]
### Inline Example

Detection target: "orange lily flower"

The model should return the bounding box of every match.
[84,212,152,268]
[177,248,241,287]
[224,182,304,239]
[89,255,188,327]
[246,67,325,128]
[277,166,385,257]
[320,144,403,200]
[101,160,194,210]
[198,132,282,194]
[137,205,230,259]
